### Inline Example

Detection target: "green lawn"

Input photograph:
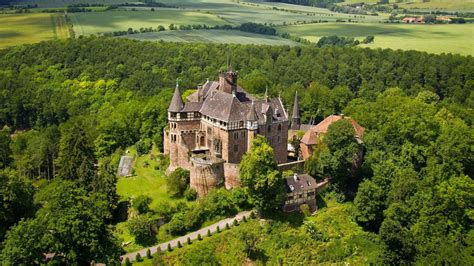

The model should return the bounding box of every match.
[278,23,474,55]
[69,9,226,36]
[119,29,299,46]
[0,13,68,48]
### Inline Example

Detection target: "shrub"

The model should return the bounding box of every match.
[127,215,154,245]
[124,257,131,266]
[177,240,182,248]
[300,204,311,217]
[207,229,211,237]
[146,249,152,259]
[187,237,191,244]
[135,252,141,262]
[136,138,152,155]
[198,233,202,240]
[233,219,239,226]
[250,212,256,219]
[243,216,247,222]
[226,223,230,229]
[167,243,172,251]
[166,168,190,198]
[132,195,152,214]
[216,226,220,233]
[184,187,198,201]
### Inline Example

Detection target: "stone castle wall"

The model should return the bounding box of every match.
[190,159,225,197]
[224,163,240,189]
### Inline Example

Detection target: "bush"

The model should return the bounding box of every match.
[135,138,152,155]
[250,212,256,219]
[226,223,230,229]
[207,229,211,237]
[132,195,152,214]
[146,248,152,259]
[128,215,154,245]
[198,233,202,240]
[187,237,191,244]
[300,204,311,217]
[124,257,131,266]
[216,226,220,233]
[184,187,198,201]
[177,240,182,248]
[166,168,190,198]
[135,253,141,262]
[167,243,172,251]
[233,219,239,226]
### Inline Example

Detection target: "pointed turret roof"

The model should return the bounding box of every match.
[168,79,184,112]
[292,91,300,119]
[246,101,258,121]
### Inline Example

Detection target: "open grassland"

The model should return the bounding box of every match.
[119,29,299,46]
[10,0,130,8]
[69,10,226,36]
[0,13,67,48]
[279,23,474,55]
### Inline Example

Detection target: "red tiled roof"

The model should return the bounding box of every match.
[300,115,365,145]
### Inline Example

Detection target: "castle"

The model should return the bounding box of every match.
[163,70,289,197]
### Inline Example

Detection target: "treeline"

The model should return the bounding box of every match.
[316,35,374,47]
[268,0,343,8]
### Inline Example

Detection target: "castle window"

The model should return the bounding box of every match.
[233,144,238,152]
[188,112,194,119]
[207,126,212,135]
[181,112,187,119]
[278,124,282,131]
[278,135,281,144]
[233,132,239,139]
[267,125,271,133]
[239,121,244,127]
[240,131,245,138]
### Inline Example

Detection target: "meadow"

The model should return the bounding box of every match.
[279,23,474,55]
[69,9,225,36]
[0,13,68,48]
[120,29,299,46]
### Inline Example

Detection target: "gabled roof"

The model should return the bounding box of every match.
[301,115,365,145]
[168,84,184,112]
[285,174,318,193]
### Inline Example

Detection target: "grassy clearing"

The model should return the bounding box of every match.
[278,23,474,55]
[69,10,226,36]
[0,13,67,48]
[119,29,299,46]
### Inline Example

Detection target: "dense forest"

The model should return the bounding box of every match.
[0,37,473,264]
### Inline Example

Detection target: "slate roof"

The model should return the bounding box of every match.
[285,174,318,193]
[301,115,365,145]
[182,80,287,123]
[168,84,184,112]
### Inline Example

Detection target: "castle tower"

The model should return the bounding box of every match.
[218,69,237,94]
[290,91,301,130]
[167,80,184,171]
[246,101,258,151]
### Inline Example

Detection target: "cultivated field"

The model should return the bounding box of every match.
[120,29,299,46]
[279,23,474,55]
[69,9,225,36]
[0,13,68,48]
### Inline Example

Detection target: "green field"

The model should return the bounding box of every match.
[279,23,474,55]
[0,13,68,48]
[69,9,226,36]
[119,29,299,46]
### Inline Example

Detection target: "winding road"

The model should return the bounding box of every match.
[120,210,252,262]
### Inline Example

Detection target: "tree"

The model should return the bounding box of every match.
[0,126,12,168]
[93,155,119,214]
[240,136,285,215]
[0,170,35,240]
[132,195,152,214]
[2,180,121,264]
[166,167,190,198]
[320,119,360,194]
[353,179,385,230]
[128,215,154,245]
[55,119,96,189]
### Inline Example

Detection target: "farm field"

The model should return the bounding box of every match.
[278,23,474,55]
[69,10,226,36]
[0,13,68,48]
[119,29,300,46]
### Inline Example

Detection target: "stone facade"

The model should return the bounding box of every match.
[164,70,289,197]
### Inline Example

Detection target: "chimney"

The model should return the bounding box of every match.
[218,70,237,94]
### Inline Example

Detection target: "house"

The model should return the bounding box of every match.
[163,69,289,197]
[436,16,452,23]
[283,173,329,212]
[402,17,424,23]
[300,114,365,160]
